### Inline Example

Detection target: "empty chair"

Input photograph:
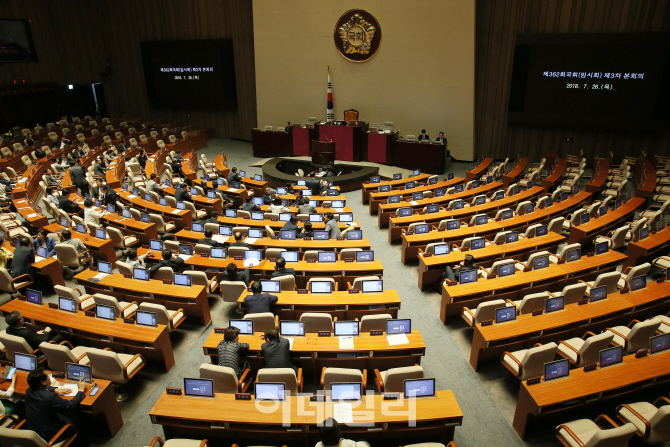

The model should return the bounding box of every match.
[616,396,670,444]
[116,261,132,275]
[515,250,552,271]
[184,201,207,220]
[480,259,516,278]
[555,415,636,447]
[557,332,614,368]
[243,312,276,332]
[199,363,250,394]
[54,285,95,310]
[501,342,558,380]
[0,424,79,446]
[149,214,176,234]
[349,275,380,290]
[107,226,139,254]
[300,312,333,332]
[185,270,218,296]
[86,347,145,395]
[462,299,507,326]
[321,367,366,392]
[220,280,247,306]
[138,302,185,331]
[582,271,622,297]
[194,244,212,255]
[152,267,174,282]
[92,293,138,318]
[547,217,564,234]
[303,250,323,261]
[549,243,582,263]
[562,208,587,231]
[594,226,629,250]
[339,248,362,260]
[0,268,33,298]
[420,242,449,255]
[509,292,550,315]
[374,365,424,393]
[265,248,286,260]
[618,263,650,289]
[550,283,588,306]
[360,314,392,332]
[0,330,41,363]
[603,318,662,355]
[256,367,303,394]
[38,341,91,372]
[274,274,295,291]
[228,246,249,258]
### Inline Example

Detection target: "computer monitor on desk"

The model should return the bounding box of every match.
[14,353,36,372]
[260,280,280,293]
[59,296,77,313]
[650,333,670,355]
[310,280,332,294]
[346,230,363,240]
[184,378,214,398]
[255,383,285,401]
[545,296,564,313]
[66,362,92,383]
[356,250,374,262]
[136,310,157,327]
[589,285,608,302]
[533,255,550,270]
[544,358,570,382]
[334,321,359,336]
[331,383,362,401]
[404,378,435,398]
[230,319,254,335]
[433,244,449,256]
[495,307,516,324]
[386,319,411,334]
[459,270,477,284]
[26,289,42,305]
[599,346,623,368]
[279,321,305,336]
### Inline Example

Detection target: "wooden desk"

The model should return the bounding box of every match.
[440,250,626,322]
[74,270,210,325]
[0,370,123,436]
[635,159,657,198]
[469,281,670,371]
[586,158,609,193]
[0,299,175,371]
[567,197,644,244]
[2,241,65,288]
[277,193,347,204]
[162,186,223,215]
[368,177,464,215]
[44,223,118,267]
[417,233,565,291]
[214,154,231,181]
[13,198,49,229]
[203,330,423,378]
[240,176,268,198]
[150,390,462,445]
[361,173,431,204]
[255,259,383,289]
[513,350,670,438]
[204,181,248,207]
[502,158,528,188]
[541,159,567,193]
[260,204,352,214]
[624,224,670,269]
[465,158,494,182]
[116,190,192,230]
[387,186,544,244]
[378,181,502,229]
[215,216,358,231]
[252,128,290,157]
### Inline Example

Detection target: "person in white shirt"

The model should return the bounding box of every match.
[46,187,59,207]
[145,173,164,194]
[268,197,290,214]
[316,418,370,447]
[0,373,17,415]
[83,199,103,225]
[125,248,150,269]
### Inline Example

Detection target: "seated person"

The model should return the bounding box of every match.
[240,196,261,212]
[60,230,87,254]
[262,187,276,205]
[297,222,313,239]
[149,248,185,277]
[11,236,35,280]
[281,215,300,232]
[442,254,478,283]
[222,262,250,285]
[261,328,297,374]
[271,257,295,278]
[205,210,220,224]
[268,197,290,214]
[217,326,249,379]
[5,310,65,349]
[228,167,242,185]
[125,248,149,269]
[198,228,221,247]
[243,281,278,314]
[33,228,56,257]
[297,197,316,215]
[317,417,370,447]
[323,213,341,239]
[229,232,252,249]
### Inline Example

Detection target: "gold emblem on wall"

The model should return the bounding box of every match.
[334,10,382,62]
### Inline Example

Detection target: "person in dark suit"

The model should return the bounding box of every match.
[199,180,210,196]
[442,254,478,283]
[24,133,35,147]
[137,148,148,169]
[228,167,242,185]
[57,189,84,218]
[118,139,127,152]
[297,222,313,239]
[175,183,192,203]
[305,174,321,196]
[149,248,185,277]
[229,232,252,249]
[5,310,65,349]
[205,210,220,224]
[271,257,295,278]
[94,156,108,178]
[281,216,300,232]
[100,184,118,212]
[34,146,46,159]
[261,328,297,373]
[91,179,104,200]
[417,129,430,141]
[222,262,250,285]
[241,196,260,212]
[52,136,71,149]
[262,187,276,205]
[284,122,291,134]
[25,369,86,443]
[69,160,89,196]
[197,229,220,247]
[243,281,278,314]
[435,131,447,145]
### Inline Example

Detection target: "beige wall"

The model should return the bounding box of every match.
[253,0,475,160]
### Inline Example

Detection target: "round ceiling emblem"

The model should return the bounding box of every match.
[334,9,382,63]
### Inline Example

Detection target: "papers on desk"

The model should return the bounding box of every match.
[333,403,353,423]
[127,194,137,199]
[410,201,419,205]
[338,336,354,350]
[16,200,26,204]
[178,254,192,261]
[93,273,108,280]
[26,213,37,218]
[227,188,239,192]
[34,256,45,263]
[244,238,258,244]
[171,209,181,214]
[334,208,344,212]
[386,333,410,346]
[57,383,79,395]
[212,235,227,243]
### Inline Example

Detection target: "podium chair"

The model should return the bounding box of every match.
[344,109,359,124]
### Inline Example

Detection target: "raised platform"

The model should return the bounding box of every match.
[261,158,379,192]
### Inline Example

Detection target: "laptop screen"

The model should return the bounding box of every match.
[386,319,411,334]
[96,304,116,320]
[398,208,412,217]
[471,238,486,250]
[144,193,152,202]
[160,197,168,206]
[192,222,204,232]
[434,188,445,197]
[184,378,214,398]
[98,261,112,274]
[630,275,646,291]
[475,195,486,205]
[297,180,306,186]
[495,191,505,201]
[414,224,429,235]
[331,383,362,401]
[412,192,423,201]
[248,228,264,238]
[59,296,77,313]
[219,226,232,236]
[123,209,131,218]
[76,223,87,234]
[446,220,460,230]
[650,333,670,354]
[362,280,383,293]
[279,230,296,240]
[599,346,623,368]
[313,231,329,240]
[136,310,157,327]
[403,378,435,398]
[513,185,520,195]
[244,250,262,260]
[309,280,332,294]
[406,181,416,189]
[14,353,36,372]
[280,321,305,336]
[453,200,464,210]
[525,204,534,214]
[318,252,336,263]
[429,177,438,185]
[472,180,480,188]
[595,241,609,255]
[561,191,569,202]
[254,174,263,181]
[64,362,92,384]
[413,169,420,176]
[229,319,254,335]
[545,296,564,313]
[140,213,151,223]
[505,232,519,243]
[338,214,354,225]
[393,173,402,180]
[26,289,42,305]
[255,383,285,401]
[260,280,280,293]
[281,251,298,263]
[179,244,194,255]
[544,358,570,381]
[589,285,608,302]
[459,270,477,284]
[332,200,345,208]
[370,175,381,184]
[501,209,513,220]
[498,263,515,278]
[447,172,454,180]
[251,211,264,221]
[174,273,191,287]
[565,248,581,262]
[176,202,186,211]
[495,307,516,323]
[225,209,237,218]
[302,191,312,197]
[133,267,150,281]
[545,197,553,207]
[356,251,374,262]
[333,321,359,336]
[452,184,462,193]
[278,213,292,222]
[433,244,449,255]
[533,255,550,270]
[580,213,590,225]
[599,206,607,217]
[639,227,649,240]
[190,188,198,196]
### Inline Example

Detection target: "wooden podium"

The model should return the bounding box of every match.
[311,140,335,165]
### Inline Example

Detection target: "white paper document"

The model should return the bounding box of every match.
[127,194,137,199]
[386,333,410,346]
[332,403,353,423]
[34,256,45,263]
[57,383,79,395]
[211,235,227,243]
[338,336,354,350]
[244,238,258,244]
[171,209,181,214]
[178,254,192,261]
[27,213,37,218]
[410,201,419,205]
[92,273,108,281]
[227,188,239,192]
[334,208,344,212]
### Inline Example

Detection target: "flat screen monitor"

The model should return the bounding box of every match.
[332,200,345,208]
[386,319,411,334]
[495,191,505,201]
[331,382,362,401]
[406,181,416,189]
[535,225,548,237]
[159,197,167,206]
[217,178,225,186]
[219,226,232,236]
[472,180,480,188]
[498,263,516,278]
[144,193,152,202]
[412,192,423,201]
[176,202,186,210]
[658,219,665,233]
[254,174,262,181]
[590,285,608,302]
[279,321,305,336]
[339,213,353,222]
[318,252,336,263]
[599,345,623,368]
[599,206,607,217]
[107,204,115,213]
[459,270,477,284]
[277,187,287,195]
[475,215,488,226]
[650,333,670,355]
[252,197,264,206]
[59,296,77,313]
[573,186,580,195]
[140,213,151,223]
[179,244,194,255]
[225,209,237,218]
[210,247,227,259]
[403,378,435,398]
[426,205,440,215]
[433,244,449,255]
[96,303,116,321]
[630,274,646,291]
[471,238,486,250]
[398,208,412,217]
[281,251,298,263]
[122,209,131,218]
[388,194,400,204]
[413,169,420,176]
[434,188,445,197]
[453,200,464,210]
[98,261,113,274]
[136,310,158,327]
[278,213,292,222]
[414,224,429,235]
[495,307,516,323]
[248,228,263,238]
[192,222,204,232]
[475,195,486,205]
[76,223,87,234]
[356,250,374,262]
[14,353,36,372]
[333,321,359,336]
[561,191,569,201]
[260,280,280,293]
[614,197,622,209]
[371,176,381,183]
[309,200,318,207]
[393,173,402,180]
[545,197,553,207]
[446,220,460,230]
[26,289,42,305]
[279,230,296,240]
[309,280,332,293]
[313,231,329,240]
[428,177,438,185]
[189,188,198,196]
[174,273,191,286]
[513,185,520,195]
[239,170,246,178]
[244,250,262,261]
[229,319,254,334]
[487,176,494,184]
[447,173,454,180]
[505,232,519,243]
[565,247,581,262]
[184,378,214,398]
[302,191,312,197]
[346,230,362,240]
[639,227,649,240]
[595,241,609,255]
[297,180,306,186]
[309,214,323,223]
[251,211,264,221]
[533,254,550,270]
[133,267,150,281]
[544,358,570,382]
[362,279,383,293]
[525,204,534,214]
[545,295,564,313]
[379,185,390,193]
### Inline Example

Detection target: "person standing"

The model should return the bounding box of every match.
[323,212,341,239]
